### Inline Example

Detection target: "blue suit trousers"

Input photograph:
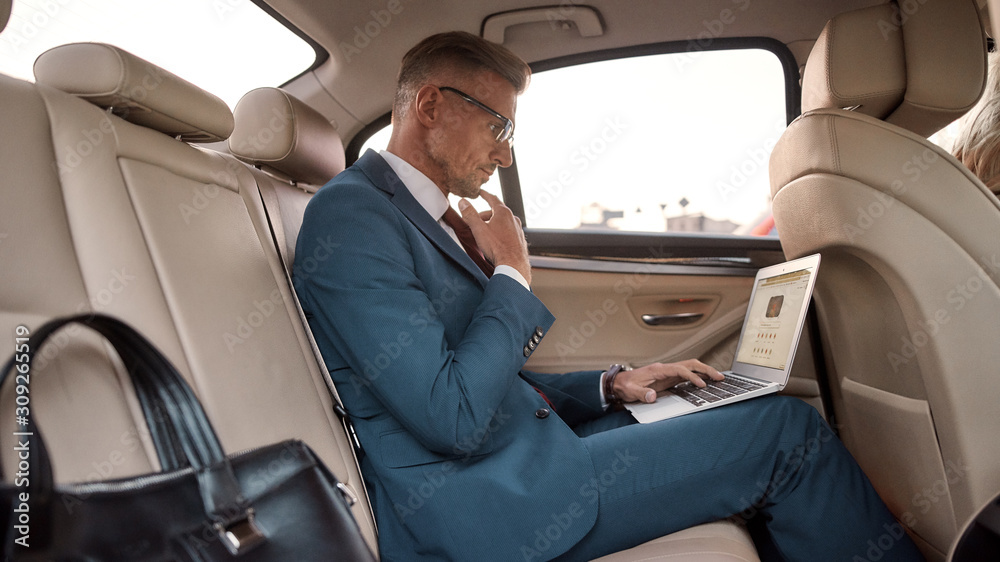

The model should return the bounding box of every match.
[536,396,923,562]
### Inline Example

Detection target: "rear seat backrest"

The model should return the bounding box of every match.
[0,43,377,550]
[229,87,346,265]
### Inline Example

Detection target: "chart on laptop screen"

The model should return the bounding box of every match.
[735,269,813,370]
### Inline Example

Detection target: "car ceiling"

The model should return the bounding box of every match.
[263,0,963,143]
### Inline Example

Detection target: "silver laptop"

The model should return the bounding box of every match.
[626,254,821,424]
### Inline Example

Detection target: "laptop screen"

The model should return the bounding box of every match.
[734,267,813,371]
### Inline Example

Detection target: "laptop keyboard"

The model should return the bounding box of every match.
[669,376,769,407]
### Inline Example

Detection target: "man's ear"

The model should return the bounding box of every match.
[413,85,443,129]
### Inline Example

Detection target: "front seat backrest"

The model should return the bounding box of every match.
[770,0,999,558]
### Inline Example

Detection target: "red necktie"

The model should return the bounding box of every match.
[443,208,553,409]
[442,206,495,277]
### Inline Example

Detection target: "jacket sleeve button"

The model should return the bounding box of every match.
[535,408,550,419]
[523,345,531,357]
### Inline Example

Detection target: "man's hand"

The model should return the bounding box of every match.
[459,191,531,284]
[614,359,724,404]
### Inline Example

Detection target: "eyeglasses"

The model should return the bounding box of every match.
[438,86,514,145]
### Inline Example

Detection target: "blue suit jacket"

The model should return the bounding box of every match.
[294,151,607,560]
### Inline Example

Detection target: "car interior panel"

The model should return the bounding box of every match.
[770,0,1000,558]
[1,0,998,559]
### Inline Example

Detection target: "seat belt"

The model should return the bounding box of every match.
[254,178,363,453]
[249,174,376,538]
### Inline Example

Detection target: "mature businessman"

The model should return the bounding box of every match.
[293,31,921,561]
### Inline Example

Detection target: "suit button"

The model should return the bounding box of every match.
[535,408,550,419]
[527,339,537,351]
[531,333,541,344]
[534,326,544,337]
[523,346,531,357]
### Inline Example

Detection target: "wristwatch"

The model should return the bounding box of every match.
[602,364,628,410]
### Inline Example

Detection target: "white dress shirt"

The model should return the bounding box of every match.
[379,150,529,289]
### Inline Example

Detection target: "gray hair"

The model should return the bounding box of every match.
[393,31,530,119]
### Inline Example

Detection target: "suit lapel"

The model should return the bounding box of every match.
[355,151,489,287]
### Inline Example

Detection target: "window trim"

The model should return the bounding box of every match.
[252,0,329,87]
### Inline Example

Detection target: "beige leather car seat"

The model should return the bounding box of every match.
[769,0,999,558]
[0,42,377,549]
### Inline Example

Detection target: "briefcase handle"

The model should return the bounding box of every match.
[1,314,263,554]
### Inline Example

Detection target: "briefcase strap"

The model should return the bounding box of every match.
[1,314,263,556]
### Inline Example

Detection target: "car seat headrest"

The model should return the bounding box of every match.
[33,43,235,143]
[229,87,345,189]
[802,0,986,138]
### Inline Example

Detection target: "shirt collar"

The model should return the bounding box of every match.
[379,150,450,222]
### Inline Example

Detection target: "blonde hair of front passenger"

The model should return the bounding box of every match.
[952,51,1000,193]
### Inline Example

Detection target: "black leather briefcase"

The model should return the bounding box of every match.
[0,313,376,561]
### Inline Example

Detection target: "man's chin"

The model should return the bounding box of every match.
[447,178,483,199]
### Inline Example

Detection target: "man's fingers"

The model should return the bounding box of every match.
[660,364,708,387]
[620,378,658,404]
[458,199,483,226]
[479,190,502,207]
[682,367,708,387]
[681,359,724,381]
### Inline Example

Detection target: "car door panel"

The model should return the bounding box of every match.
[523,235,825,415]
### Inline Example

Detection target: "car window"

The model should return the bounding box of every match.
[0,0,316,109]
[515,49,786,236]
